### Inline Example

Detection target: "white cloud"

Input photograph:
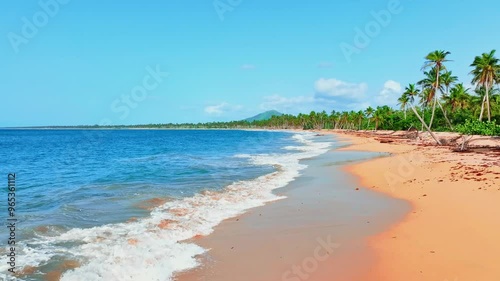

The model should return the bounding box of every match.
[314,78,368,100]
[204,102,242,116]
[258,79,404,114]
[376,80,402,105]
[241,64,256,70]
[383,80,402,92]
[260,95,315,112]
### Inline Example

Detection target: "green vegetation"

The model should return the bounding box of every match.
[456,120,500,136]
[36,50,500,139]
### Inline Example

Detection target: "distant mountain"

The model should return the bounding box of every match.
[244,110,283,122]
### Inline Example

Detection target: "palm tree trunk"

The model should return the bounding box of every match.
[479,94,486,121]
[486,85,491,122]
[429,98,437,129]
[421,108,424,131]
[410,105,442,145]
[429,69,441,130]
[437,100,453,130]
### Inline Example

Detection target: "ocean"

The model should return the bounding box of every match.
[0,129,332,281]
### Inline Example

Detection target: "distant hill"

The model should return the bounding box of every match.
[244,110,283,122]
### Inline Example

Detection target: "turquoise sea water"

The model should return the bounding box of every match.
[0,129,332,281]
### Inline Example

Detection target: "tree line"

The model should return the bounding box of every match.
[40,50,500,137]
[249,50,500,138]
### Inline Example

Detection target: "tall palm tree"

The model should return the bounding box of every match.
[364,106,374,129]
[355,110,365,130]
[397,92,410,119]
[372,108,384,131]
[422,50,451,129]
[470,50,500,121]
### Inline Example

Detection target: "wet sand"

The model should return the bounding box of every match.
[176,138,411,281]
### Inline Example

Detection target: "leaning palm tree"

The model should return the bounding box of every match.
[470,50,500,121]
[422,50,451,129]
[404,84,442,145]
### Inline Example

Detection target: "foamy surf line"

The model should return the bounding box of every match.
[1,132,331,281]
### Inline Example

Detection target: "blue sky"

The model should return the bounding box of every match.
[1,0,499,126]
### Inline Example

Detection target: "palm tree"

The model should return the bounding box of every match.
[364,106,374,129]
[355,110,365,130]
[397,92,410,119]
[418,68,454,129]
[308,111,317,129]
[441,71,458,97]
[438,71,458,129]
[445,84,470,112]
[422,50,451,129]
[405,83,419,104]
[491,90,500,117]
[470,50,500,121]
[404,84,442,145]
[318,110,328,129]
[372,108,384,130]
[418,67,443,105]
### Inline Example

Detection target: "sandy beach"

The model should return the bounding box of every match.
[176,130,500,281]
[333,131,500,281]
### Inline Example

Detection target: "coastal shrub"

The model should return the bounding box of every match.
[456,119,500,136]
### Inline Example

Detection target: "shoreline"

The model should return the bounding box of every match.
[176,129,500,281]
[175,133,411,281]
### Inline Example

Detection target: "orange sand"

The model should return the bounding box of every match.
[333,132,500,281]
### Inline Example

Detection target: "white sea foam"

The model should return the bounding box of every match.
[1,132,331,281]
